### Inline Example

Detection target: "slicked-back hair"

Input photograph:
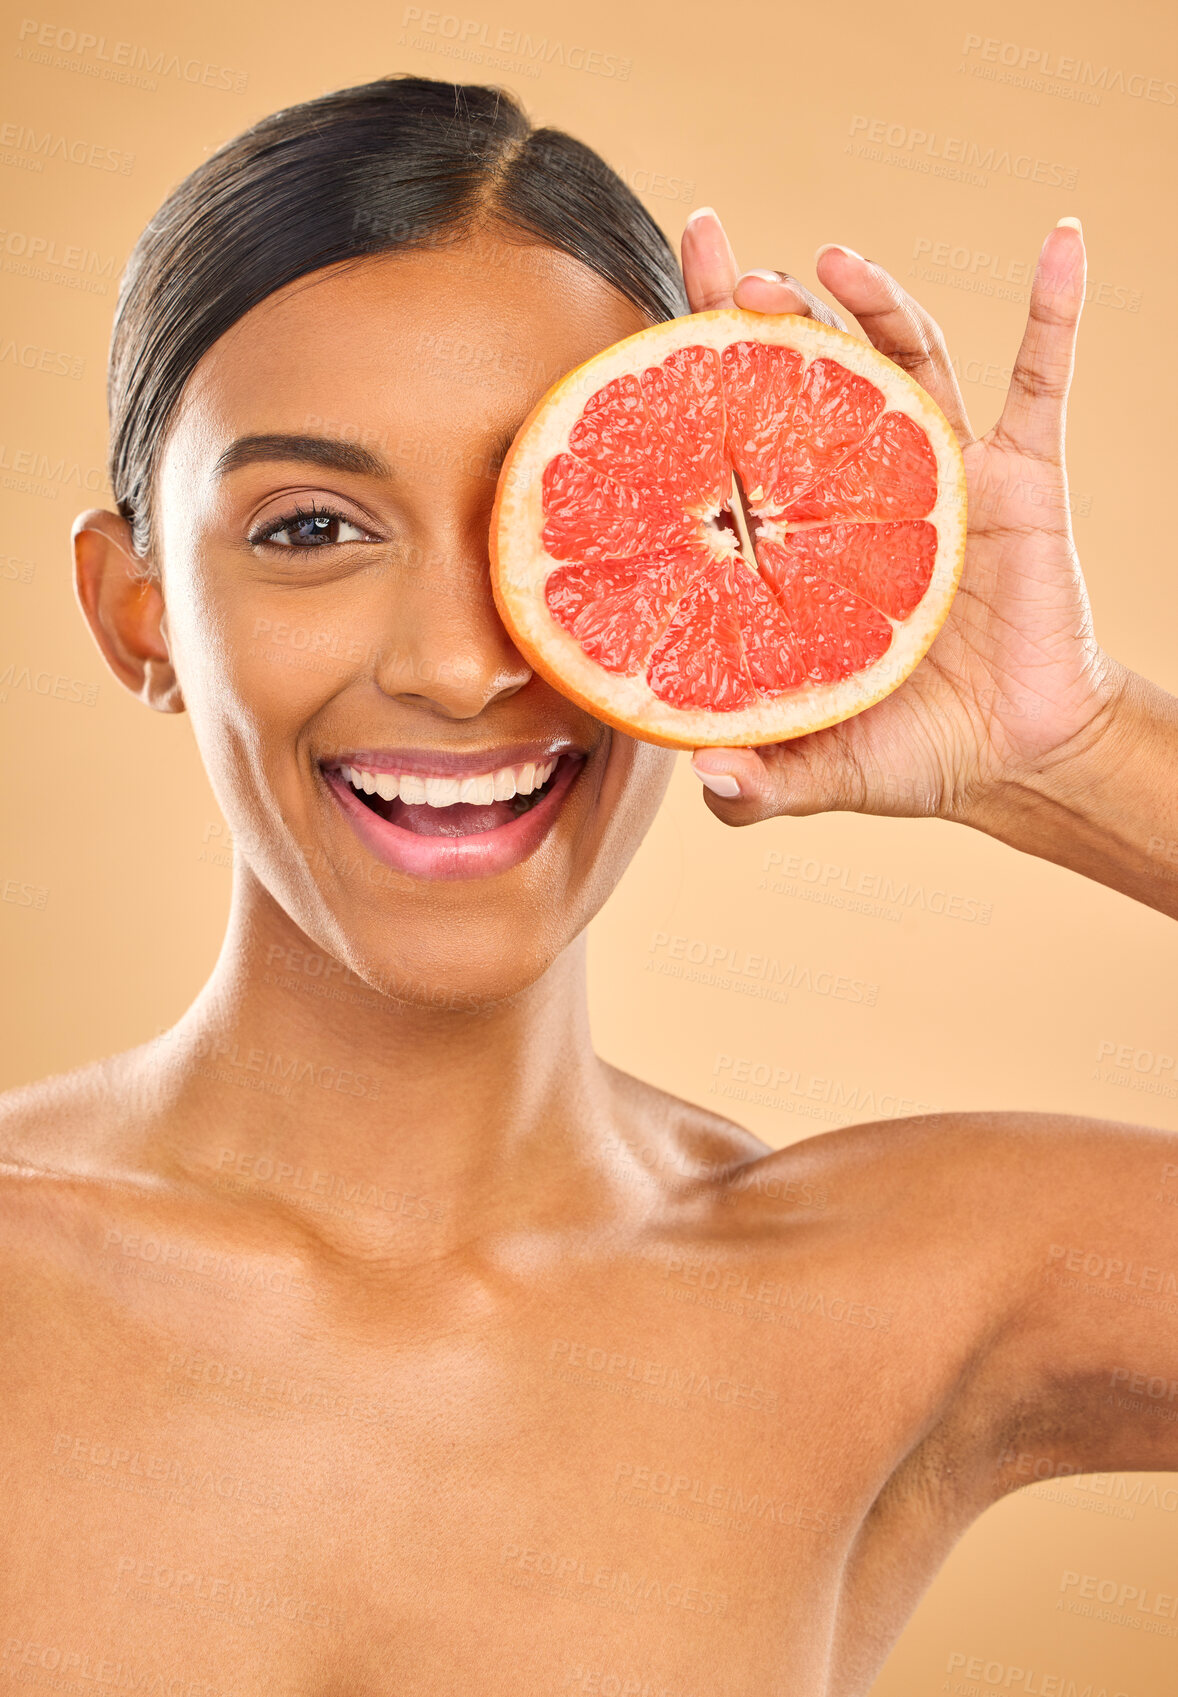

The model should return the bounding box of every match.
[107,74,689,560]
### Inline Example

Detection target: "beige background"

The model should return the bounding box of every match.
[2,0,1176,1686]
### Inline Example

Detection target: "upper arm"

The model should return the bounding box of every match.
[958,1114,1178,1484]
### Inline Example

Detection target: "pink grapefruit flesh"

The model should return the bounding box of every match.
[490,310,966,749]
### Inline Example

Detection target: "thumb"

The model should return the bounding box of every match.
[690,738,869,824]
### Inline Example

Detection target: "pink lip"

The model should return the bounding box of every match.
[322,754,585,882]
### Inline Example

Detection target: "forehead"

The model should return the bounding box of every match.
[164,230,651,474]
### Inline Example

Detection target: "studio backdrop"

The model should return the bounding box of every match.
[1,0,1175,1689]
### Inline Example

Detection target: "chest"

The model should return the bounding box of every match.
[0,1245,941,1695]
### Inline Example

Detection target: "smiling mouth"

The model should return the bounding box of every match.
[327,754,576,837]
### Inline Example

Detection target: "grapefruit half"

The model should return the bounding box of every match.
[490,309,966,748]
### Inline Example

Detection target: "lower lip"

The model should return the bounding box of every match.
[322,756,584,882]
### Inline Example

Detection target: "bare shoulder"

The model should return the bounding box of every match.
[0,1047,169,1268]
[0,1047,152,1176]
[718,1106,1178,1267]
[601,1058,773,1181]
[603,1062,1176,1239]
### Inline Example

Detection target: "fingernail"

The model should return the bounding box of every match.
[685,205,718,225]
[692,759,741,799]
[736,268,786,285]
[815,242,865,264]
[1056,216,1083,235]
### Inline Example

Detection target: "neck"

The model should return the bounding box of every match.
[145,865,625,1250]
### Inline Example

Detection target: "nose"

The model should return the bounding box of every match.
[372,518,533,719]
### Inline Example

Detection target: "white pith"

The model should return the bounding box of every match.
[340,758,558,808]
[492,309,968,750]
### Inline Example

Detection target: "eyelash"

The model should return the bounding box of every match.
[250,500,374,551]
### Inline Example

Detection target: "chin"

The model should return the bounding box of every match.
[349,928,576,1014]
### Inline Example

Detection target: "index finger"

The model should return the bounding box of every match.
[814,245,975,446]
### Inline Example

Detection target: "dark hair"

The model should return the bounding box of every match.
[108,74,689,560]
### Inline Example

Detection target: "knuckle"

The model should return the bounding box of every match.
[1013,364,1068,402]
[1029,298,1079,331]
[923,319,950,360]
[888,346,933,376]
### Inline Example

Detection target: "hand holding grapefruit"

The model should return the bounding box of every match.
[492,211,1115,831]
[679,213,1113,822]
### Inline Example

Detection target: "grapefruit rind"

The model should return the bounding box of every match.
[490,309,967,750]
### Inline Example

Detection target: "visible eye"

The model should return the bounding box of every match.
[251,503,375,550]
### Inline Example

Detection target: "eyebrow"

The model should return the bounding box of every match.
[214,433,390,480]
[214,428,521,482]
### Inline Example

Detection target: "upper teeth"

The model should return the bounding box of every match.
[339,757,559,808]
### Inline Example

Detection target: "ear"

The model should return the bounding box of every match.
[72,509,185,713]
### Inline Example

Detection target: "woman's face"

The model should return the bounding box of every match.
[150,227,676,1008]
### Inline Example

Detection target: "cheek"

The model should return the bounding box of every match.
[160,564,338,828]
[162,541,360,744]
[589,741,676,868]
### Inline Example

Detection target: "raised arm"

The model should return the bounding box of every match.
[679,210,1178,919]
[959,669,1178,918]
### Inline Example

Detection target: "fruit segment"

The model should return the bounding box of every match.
[544,550,710,675]
[567,373,684,493]
[756,541,895,683]
[645,558,804,711]
[541,452,698,563]
[639,345,729,509]
[765,522,936,621]
[728,558,808,696]
[781,411,938,523]
[764,358,886,510]
[720,342,804,502]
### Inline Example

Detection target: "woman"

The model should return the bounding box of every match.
[1,73,1175,1694]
